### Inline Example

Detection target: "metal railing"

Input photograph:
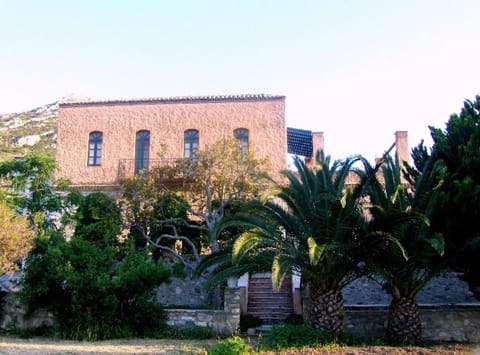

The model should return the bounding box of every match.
[117,158,197,180]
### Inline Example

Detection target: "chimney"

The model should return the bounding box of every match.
[312,132,324,158]
[305,132,324,167]
[395,131,409,166]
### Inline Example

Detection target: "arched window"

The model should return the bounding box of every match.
[88,131,102,166]
[135,130,150,174]
[234,128,249,160]
[184,129,199,160]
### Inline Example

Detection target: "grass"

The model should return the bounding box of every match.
[0,335,477,354]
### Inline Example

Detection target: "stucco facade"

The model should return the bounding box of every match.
[56,94,287,188]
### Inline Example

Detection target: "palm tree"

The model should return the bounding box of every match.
[365,155,447,344]
[219,152,370,332]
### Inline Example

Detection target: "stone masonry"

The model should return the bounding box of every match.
[56,94,287,188]
[166,287,240,334]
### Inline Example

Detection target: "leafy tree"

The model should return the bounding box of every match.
[20,193,171,340]
[73,192,121,248]
[0,152,81,232]
[173,138,270,252]
[412,96,480,296]
[0,200,34,274]
[119,138,269,268]
[119,171,201,268]
[215,153,369,332]
[365,155,447,344]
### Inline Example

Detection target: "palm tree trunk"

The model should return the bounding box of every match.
[307,283,344,332]
[386,297,421,345]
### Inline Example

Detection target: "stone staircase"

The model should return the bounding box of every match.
[247,273,293,324]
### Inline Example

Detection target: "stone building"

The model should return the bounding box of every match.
[55,93,413,325]
[56,94,288,190]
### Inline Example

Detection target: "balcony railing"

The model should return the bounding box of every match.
[117,158,197,181]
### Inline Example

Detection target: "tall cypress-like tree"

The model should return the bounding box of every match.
[412,96,480,297]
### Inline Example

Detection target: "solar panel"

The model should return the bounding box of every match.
[287,127,313,157]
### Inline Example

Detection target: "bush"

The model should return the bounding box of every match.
[160,325,218,339]
[239,314,263,332]
[260,324,379,350]
[209,336,252,355]
[261,324,339,350]
[20,194,172,340]
[284,313,304,325]
[0,200,34,274]
[21,234,171,340]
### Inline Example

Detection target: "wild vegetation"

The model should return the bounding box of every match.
[364,155,447,344]
[0,97,479,348]
[203,97,480,345]
[0,200,33,274]
[0,101,58,161]
[0,155,172,340]
[119,138,269,268]
[411,95,480,298]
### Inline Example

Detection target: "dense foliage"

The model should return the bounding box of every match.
[20,193,171,340]
[412,96,480,296]
[365,155,446,344]
[0,152,81,232]
[170,138,270,252]
[120,174,201,265]
[0,200,34,274]
[73,192,122,248]
[208,336,253,355]
[259,324,380,351]
[210,153,370,332]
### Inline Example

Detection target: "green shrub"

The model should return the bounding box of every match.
[209,336,252,355]
[20,193,172,340]
[171,262,187,278]
[284,313,304,325]
[160,325,218,339]
[260,324,380,350]
[239,314,263,332]
[261,324,339,350]
[17,325,55,339]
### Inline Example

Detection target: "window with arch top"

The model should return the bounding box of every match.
[234,128,249,160]
[88,131,103,166]
[135,130,150,174]
[184,129,199,160]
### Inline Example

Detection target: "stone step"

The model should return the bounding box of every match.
[248,302,293,308]
[247,305,293,313]
[248,284,291,291]
[248,295,292,303]
[248,308,293,317]
[247,274,293,325]
[249,294,291,298]
[248,301,292,308]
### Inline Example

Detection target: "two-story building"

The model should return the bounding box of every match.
[55,93,410,324]
[56,94,293,190]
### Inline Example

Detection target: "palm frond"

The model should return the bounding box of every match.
[272,255,295,291]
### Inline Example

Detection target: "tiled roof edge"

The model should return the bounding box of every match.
[60,94,285,107]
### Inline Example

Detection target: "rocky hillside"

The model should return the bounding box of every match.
[0,99,64,161]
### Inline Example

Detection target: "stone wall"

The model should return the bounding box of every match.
[155,275,219,308]
[56,95,287,187]
[344,304,480,342]
[0,293,54,331]
[1,287,241,335]
[166,287,240,335]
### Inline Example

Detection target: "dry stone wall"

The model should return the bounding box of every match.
[166,287,240,335]
[0,293,54,331]
[155,275,220,308]
[1,287,241,336]
[344,304,480,342]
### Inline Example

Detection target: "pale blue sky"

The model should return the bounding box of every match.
[1,0,479,161]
